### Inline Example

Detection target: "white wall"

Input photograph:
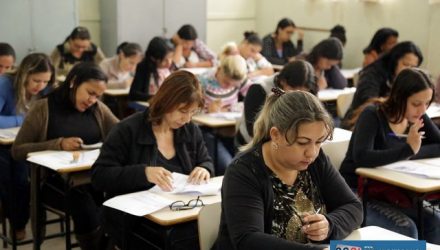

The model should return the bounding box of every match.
[78,0,101,50]
[206,0,257,55]
[255,0,440,77]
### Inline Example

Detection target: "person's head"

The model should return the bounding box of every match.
[246,90,334,170]
[274,18,296,43]
[306,38,343,70]
[330,25,347,46]
[13,53,55,113]
[379,41,423,79]
[219,42,239,61]
[0,43,16,74]
[145,37,174,70]
[274,60,318,95]
[363,28,399,55]
[116,42,143,72]
[65,26,92,58]
[62,62,108,112]
[177,24,198,51]
[382,68,434,124]
[216,55,247,89]
[149,71,204,128]
[239,31,263,59]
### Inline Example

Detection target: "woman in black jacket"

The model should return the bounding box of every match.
[217,90,362,250]
[92,70,213,249]
[342,41,423,129]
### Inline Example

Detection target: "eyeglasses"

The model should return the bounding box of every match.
[169,196,204,211]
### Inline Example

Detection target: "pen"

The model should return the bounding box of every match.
[315,207,322,214]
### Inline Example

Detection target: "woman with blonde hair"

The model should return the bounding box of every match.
[0,53,54,240]
[216,90,362,249]
[198,54,253,175]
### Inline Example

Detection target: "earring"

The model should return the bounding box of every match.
[271,142,279,150]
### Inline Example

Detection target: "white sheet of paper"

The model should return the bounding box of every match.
[103,190,173,216]
[379,160,440,179]
[27,149,100,171]
[0,127,19,139]
[149,172,221,196]
[81,142,103,149]
[208,112,242,120]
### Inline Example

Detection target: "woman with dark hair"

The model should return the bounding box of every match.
[129,37,175,102]
[363,28,399,67]
[0,42,16,74]
[236,60,318,147]
[262,18,304,65]
[12,62,119,249]
[0,53,54,240]
[342,41,423,128]
[92,71,213,249]
[238,31,274,79]
[340,68,440,243]
[217,90,362,250]
[306,38,346,90]
[51,26,106,80]
[100,42,143,89]
[171,24,217,68]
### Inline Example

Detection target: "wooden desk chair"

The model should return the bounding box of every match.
[336,91,355,119]
[198,202,221,250]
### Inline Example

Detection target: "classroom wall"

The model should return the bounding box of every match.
[206,0,257,56]
[254,0,440,78]
[78,0,101,50]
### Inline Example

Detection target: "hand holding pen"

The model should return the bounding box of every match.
[301,207,329,242]
[407,118,425,155]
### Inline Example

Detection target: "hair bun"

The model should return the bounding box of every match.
[271,87,285,97]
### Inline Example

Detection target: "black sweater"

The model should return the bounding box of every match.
[216,145,363,250]
[340,105,440,188]
[261,34,303,65]
[91,109,214,197]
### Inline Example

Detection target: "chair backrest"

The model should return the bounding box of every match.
[198,202,221,250]
[321,140,349,171]
[336,91,355,119]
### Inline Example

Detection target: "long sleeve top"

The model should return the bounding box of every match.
[339,105,440,188]
[50,41,105,79]
[99,56,132,89]
[324,66,347,89]
[216,145,363,250]
[0,75,24,128]
[236,75,275,146]
[261,34,303,65]
[91,109,214,197]
[11,98,118,161]
[342,62,391,127]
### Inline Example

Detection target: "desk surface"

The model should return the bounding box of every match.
[427,103,440,119]
[104,87,130,96]
[27,150,95,173]
[192,113,239,128]
[0,127,20,145]
[145,176,222,226]
[356,159,440,193]
[341,67,361,80]
[344,226,414,240]
[318,87,356,102]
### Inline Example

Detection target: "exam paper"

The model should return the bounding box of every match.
[103,190,173,216]
[149,172,221,196]
[379,160,440,179]
[27,149,100,171]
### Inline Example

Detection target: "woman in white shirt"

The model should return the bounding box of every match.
[99,42,143,89]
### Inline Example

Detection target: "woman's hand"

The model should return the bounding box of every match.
[188,167,210,184]
[407,118,424,154]
[61,137,83,151]
[145,167,173,191]
[208,99,222,113]
[302,213,330,241]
